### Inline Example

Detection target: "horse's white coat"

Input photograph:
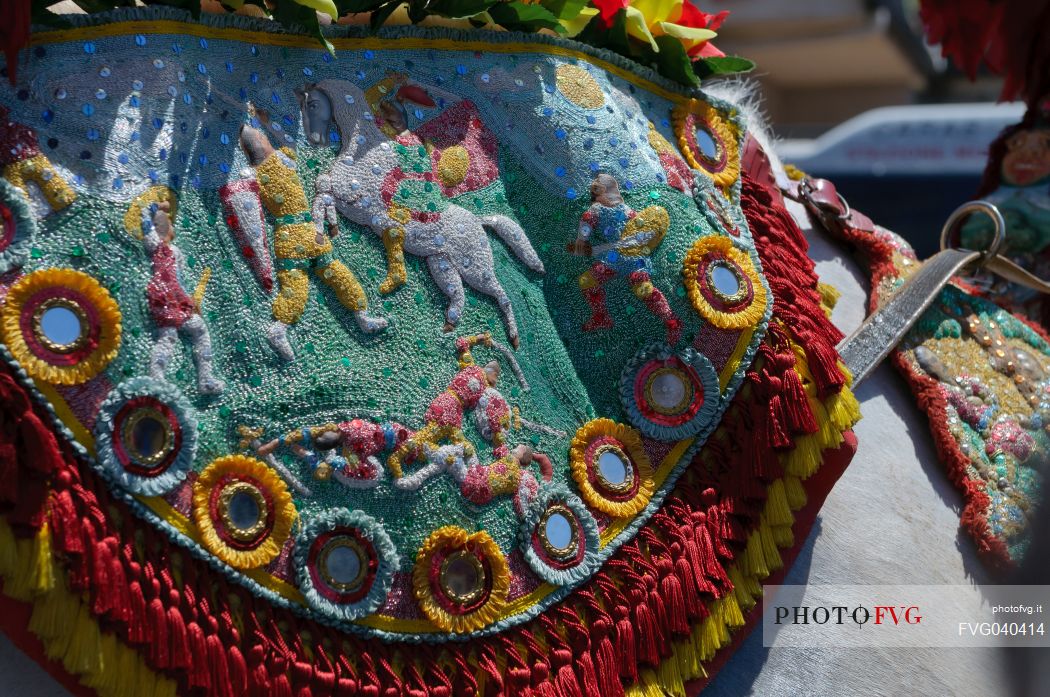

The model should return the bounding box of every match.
[700,83,1008,697]
[0,84,1013,697]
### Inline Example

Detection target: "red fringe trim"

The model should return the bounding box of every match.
[0,144,853,696]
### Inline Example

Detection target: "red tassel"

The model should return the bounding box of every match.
[187,620,210,689]
[166,599,191,671]
[612,604,637,682]
[127,580,147,644]
[560,611,601,697]
[207,630,235,697]
[477,644,505,697]
[423,650,453,697]
[91,539,114,617]
[0,442,18,504]
[551,647,583,697]
[248,643,272,697]
[656,557,689,635]
[17,411,63,475]
[590,616,625,697]
[147,596,170,669]
[228,644,249,696]
[501,638,534,697]
[450,655,478,697]
[631,587,660,666]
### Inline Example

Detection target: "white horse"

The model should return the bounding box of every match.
[296,79,545,348]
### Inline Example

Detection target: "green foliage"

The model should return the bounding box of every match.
[29,0,757,88]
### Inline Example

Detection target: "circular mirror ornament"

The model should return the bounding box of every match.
[1,268,121,385]
[569,418,654,518]
[94,376,196,496]
[620,344,721,441]
[412,526,509,633]
[682,235,767,330]
[520,483,600,585]
[0,177,36,275]
[295,509,399,621]
[193,455,296,570]
[672,98,740,188]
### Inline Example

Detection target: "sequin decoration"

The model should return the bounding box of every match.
[0,268,121,385]
[412,526,509,633]
[0,177,35,274]
[620,343,720,441]
[569,418,654,517]
[682,235,767,329]
[295,508,399,621]
[94,376,196,496]
[192,455,296,570]
[520,483,600,585]
[672,98,740,189]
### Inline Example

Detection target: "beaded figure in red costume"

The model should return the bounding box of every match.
[0,105,74,213]
[142,201,225,395]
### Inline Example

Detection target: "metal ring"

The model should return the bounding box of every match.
[798,179,852,220]
[939,200,1005,263]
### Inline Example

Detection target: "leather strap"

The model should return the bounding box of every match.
[783,176,1050,385]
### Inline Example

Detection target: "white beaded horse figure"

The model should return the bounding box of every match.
[296,79,545,348]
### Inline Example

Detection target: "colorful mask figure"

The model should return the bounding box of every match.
[569,173,681,344]
[141,202,225,395]
[237,124,388,360]
[0,105,75,215]
[962,120,1050,322]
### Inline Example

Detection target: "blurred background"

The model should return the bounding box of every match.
[715,0,1020,257]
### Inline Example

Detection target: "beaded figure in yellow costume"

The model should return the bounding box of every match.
[238,124,388,360]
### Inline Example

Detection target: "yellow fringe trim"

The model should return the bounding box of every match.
[627,358,858,696]
[681,235,768,331]
[0,519,176,697]
[570,418,655,518]
[816,282,841,318]
[0,268,123,386]
[411,526,510,633]
[192,454,297,570]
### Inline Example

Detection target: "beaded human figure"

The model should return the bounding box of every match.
[568,173,682,345]
[238,124,388,360]
[0,105,75,214]
[141,201,225,395]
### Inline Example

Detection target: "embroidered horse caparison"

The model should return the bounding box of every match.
[298,79,546,347]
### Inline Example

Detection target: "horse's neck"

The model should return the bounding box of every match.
[330,96,387,161]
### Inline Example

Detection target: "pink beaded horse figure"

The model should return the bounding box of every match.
[387,333,553,513]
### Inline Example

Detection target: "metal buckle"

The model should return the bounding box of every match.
[938,200,1005,267]
[797,178,852,221]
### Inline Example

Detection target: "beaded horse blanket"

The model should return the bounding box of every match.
[0,11,863,696]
